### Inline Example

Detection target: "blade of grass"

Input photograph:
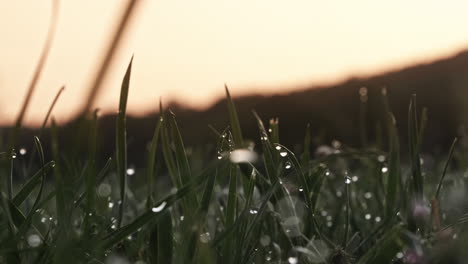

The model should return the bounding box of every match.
[10,0,59,147]
[146,115,162,207]
[225,84,244,148]
[435,137,458,200]
[50,118,66,231]
[12,161,55,206]
[159,102,182,188]
[79,0,141,116]
[386,112,400,218]
[116,56,133,228]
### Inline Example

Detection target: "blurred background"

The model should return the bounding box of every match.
[1,0,468,153]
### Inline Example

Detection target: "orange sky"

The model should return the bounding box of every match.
[1,0,468,126]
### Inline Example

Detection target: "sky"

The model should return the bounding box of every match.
[1,0,468,126]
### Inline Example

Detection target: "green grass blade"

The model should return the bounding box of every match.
[159,103,181,188]
[301,124,311,168]
[12,161,55,206]
[146,115,162,206]
[79,0,141,115]
[435,137,458,200]
[225,84,244,148]
[408,95,423,199]
[51,118,66,230]
[116,57,133,228]
[386,112,400,218]
[10,0,59,148]
[152,211,173,264]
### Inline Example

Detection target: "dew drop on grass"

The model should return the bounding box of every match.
[327,221,333,227]
[365,214,371,220]
[126,168,135,176]
[396,252,404,259]
[108,202,114,209]
[352,176,359,182]
[19,148,27,155]
[98,183,112,197]
[275,146,281,151]
[27,234,41,247]
[381,167,388,173]
[364,192,372,199]
[285,161,292,169]
[11,151,17,159]
[377,155,385,162]
[180,215,185,221]
[298,187,304,192]
[249,209,258,215]
[336,191,343,197]
[321,210,328,217]
[152,201,167,213]
[375,216,382,223]
[280,151,288,157]
[288,256,298,264]
[199,232,211,243]
[345,177,352,184]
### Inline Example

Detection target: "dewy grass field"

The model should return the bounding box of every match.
[1,57,468,264]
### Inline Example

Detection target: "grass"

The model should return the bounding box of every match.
[2,61,468,264]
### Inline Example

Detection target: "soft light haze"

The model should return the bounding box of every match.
[1,0,468,126]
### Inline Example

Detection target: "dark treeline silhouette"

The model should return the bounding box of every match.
[5,49,468,166]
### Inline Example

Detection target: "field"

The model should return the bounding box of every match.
[1,60,468,264]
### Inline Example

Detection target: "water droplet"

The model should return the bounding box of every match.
[280,151,288,157]
[268,128,273,133]
[321,210,328,216]
[396,252,404,259]
[180,215,185,221]
[27,234,42,247]
[111,224,116,229]
[326,215,332,221]
[11,152,17,159]
[364,192,372,199]
[126,168,135,176]
[381,167,388,173]
[352,176,359,182]
[375,216,382,223]
[19,148,27,155]
[98,183,112,197]
[249,209,258,215]
[326,221,333,227]
[275,146,281,150]
[288,256,298,264]
[217,154,222,160]
[152,201,167,213]
[298,187,304,192]
[377,155,385,162]
[41,217,47,223]
[345,177,352,184]
[50,161,56,167]
[336,191,343,197]
[365,214,371,220]
[325,171,330,176]
[285,161,292,169]
[199,232,211,243]
[127,235,132,240]
[108,202,114,209]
